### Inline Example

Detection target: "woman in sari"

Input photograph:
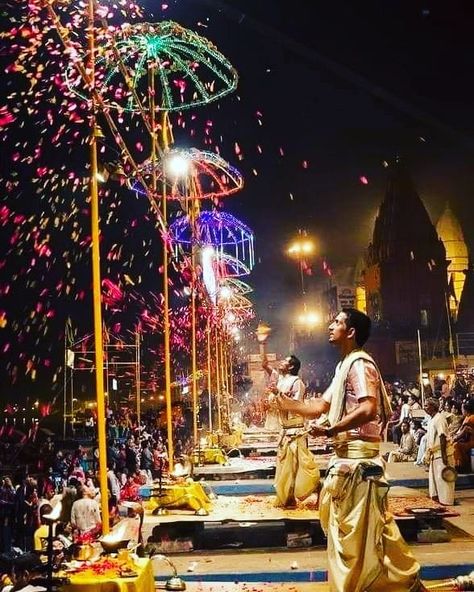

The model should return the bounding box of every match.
[453,399,474,473]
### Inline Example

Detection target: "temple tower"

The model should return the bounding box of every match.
[436,202,469,320]
[457,266,474,333]
[365,160,447,336]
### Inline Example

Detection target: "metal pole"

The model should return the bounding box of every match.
[223,339,231,427]
[206,315,212,432]
[135,329,141,427]
[105,343,109,408]
[190,200,198,447]
[299,258,305,296]
[215,325,221,431]
[161,112,174,471]
[229,344,234,401]
[219,334,226,431]
[417,329,425,407]
[88,0,109,533]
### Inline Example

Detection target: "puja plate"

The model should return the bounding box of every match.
[407,508,434,515]
[120,571,138,578]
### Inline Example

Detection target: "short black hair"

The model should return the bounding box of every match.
[463,398,474,414]
[288,354,301,375]
[341,308,371,347]
[10,554,44,575]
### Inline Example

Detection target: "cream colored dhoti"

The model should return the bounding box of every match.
[429,455,455,506]
[274,430,319,507]
[319,440,422,592]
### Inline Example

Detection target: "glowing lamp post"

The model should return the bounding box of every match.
[296,309,322,331]
[287,236,315,296]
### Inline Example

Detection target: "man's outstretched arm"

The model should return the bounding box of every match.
[276,394,329,418]
[261,353,273,377]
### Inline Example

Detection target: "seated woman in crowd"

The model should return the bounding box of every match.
[386,402,401,442]
[408,394,422,411]
[453,399,474,473]
[447,401,464,437]
[387,421,418,462]
[411,419,427,446]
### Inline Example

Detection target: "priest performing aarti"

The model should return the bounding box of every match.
[277,308,426,592]
[258,324,319,508]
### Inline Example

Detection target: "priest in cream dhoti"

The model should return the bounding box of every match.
[262,354,319,507]
[277,308,425,592]
[423,397,456,505]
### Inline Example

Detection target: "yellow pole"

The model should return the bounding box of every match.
[88,0,109,533]
[223,337,231,428]
[206,315,212,433]
[190,198,198,447]
[229,343,234,401]
[214,325,221,431]
[191,234,198,446]
[161,112,174,471]
[218,333,226,431]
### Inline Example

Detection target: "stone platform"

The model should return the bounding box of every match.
[152,491,474,588]
[142,485,461,552]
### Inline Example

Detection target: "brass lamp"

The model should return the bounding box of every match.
[256,322,271,344]
[151,554,186,591]
[256,322,271,358]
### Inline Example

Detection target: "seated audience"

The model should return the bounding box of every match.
[453,399,474,473]
[388,421,418,462]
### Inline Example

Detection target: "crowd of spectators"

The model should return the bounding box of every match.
[0,405,193,557]
[384,378,474,473]
[0,373,473,561]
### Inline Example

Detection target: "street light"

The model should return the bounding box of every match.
[296,309,321,330]
[287,234,315,296]
[287,239,314,257]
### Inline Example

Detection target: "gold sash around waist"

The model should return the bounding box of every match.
[333,439,380,459]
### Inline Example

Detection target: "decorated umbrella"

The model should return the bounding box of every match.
[64,21,238,113]
[169,215,253,436]
[218,290,253,312]
[215,253,252,279]
[168,210,254,271]
[219,278,253,296]
[53,20,240,457]
[130,149,244,202]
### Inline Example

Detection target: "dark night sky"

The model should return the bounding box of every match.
[176,0,474,330]
[2,0,474,396]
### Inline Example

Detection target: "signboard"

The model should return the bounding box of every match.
[324,285,356,320]
[337,286,356,309]
[395,340,418,365]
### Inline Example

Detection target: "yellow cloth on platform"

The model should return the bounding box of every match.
[221,430,243,448]
[193,447,227,465]
[274,432,319,507]
[319,449,421,592]
[148,480,211,513]
[61,558,154,592]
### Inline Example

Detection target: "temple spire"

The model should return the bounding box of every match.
[365,160,447,334]
[436,202,469,319]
